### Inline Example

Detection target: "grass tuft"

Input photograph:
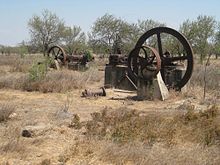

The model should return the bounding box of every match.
[0,103,15,122]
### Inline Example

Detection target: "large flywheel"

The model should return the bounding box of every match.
[129,27,194,90]
[47,45,67,65]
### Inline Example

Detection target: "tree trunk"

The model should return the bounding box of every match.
[200,54,204,64]
[43,44,49,56]
[203,54,211,100]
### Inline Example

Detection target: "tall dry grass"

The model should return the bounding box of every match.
[0,68,103,93]
[184,59,220,101]
[62,105,220,164]
[0,125,26,156]
[190,61,220,90]
[0,103,15,122]
[0,54,103,93]
[83,106,220,145]
[25,68,102,92]
[0,54,42,73]
[65,139,220,165]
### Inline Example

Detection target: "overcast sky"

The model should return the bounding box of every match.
[0,0,220,46]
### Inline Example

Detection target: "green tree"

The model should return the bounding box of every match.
[0,45,5,55]
[137,19,165,34]
[63,26,86,54]
[28,9,66,56]
[180,15,216,63]
[89,14,119,53]
[213,23,220,59]
[90,14,120,47]
[137,19,166,49]
[17,41,29,57]
[89,13,135,54]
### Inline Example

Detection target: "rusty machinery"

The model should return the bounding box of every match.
[104,27,194,93]
[47,45,93,70]
[104,49,138,91]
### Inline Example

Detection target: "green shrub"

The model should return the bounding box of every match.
[28,59,50,81]
[84,50,94,61]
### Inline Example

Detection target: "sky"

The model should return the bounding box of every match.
[0,0,220,46]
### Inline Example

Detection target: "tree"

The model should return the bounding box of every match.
[90,14,120,47]
[28,10,66,55]
[89,13,136,54]
[137,19,166,49]
[17,41,29,57]
[89,14,121,53]
[63,26,86,54]
[213,22,220,59]
[180,15,216,63]
[137,19,165,34]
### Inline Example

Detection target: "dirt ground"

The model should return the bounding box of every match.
[0,86,218,164]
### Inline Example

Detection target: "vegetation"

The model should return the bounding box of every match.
[180,15,216,63]
[214,23,220,58]
[82,106,220,145]
[28,9,66,56]
[0,103,15,122]
[61,105,220,164]
[0,51,103,93]
[63,26,86,55]
[28,59,49,81]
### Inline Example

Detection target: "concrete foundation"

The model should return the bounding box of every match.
[164,66,186,90]
[104,65,136,91]
[137,72,169,101]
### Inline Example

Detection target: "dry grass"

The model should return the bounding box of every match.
[189,60,220,91]
[0,54,103,93]
[62,105,220,164]
[0,73,28,90]
[0,68,103,93]
[24,68,102,93]
[98,141,220,165]
[0,54,95,92]
[0,54,41,73]
[82,106,220,146]
[183,59,220,101]
[62,137,220,165]
[0,125,26,155]
[0,103,15,122]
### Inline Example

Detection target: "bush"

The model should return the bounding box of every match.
[84,50,94,61]
[28,59,50,81]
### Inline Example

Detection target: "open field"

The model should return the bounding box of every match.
[0,54,220,165]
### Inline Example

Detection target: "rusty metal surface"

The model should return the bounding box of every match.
[47,45,91,69]
[47,45,67,65]
[108,54,128,66]
[133,27,194,90]
[128,45,161,81]
[67,55,88,66]
[82,87,106,97]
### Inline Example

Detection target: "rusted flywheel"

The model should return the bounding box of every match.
[47,45,67,65]
[132,27,194,90]
[128,45,161,80]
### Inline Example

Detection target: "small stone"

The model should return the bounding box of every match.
[22,130,32,138]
